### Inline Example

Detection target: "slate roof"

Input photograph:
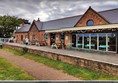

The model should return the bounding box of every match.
[34,21,43,30]
[16,24,31,32]
[16,7,118,32]
[98,8,118,23]
[42,15,82,30]
[41,8,118,30]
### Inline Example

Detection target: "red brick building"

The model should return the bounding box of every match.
[15,7,118,53]
[45,7,118,53]
[28,20,45,44]
[14,19,45,44]
[15,24,30,43]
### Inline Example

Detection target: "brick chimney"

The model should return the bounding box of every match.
[37,18,40,21]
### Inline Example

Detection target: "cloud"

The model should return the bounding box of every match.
[0,0,118,22]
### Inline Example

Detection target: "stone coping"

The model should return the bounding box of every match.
[4,43,118,66]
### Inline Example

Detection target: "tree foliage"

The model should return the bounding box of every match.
[0,15,25,38]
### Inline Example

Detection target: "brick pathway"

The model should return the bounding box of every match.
[0,49,78,80]
[7,43,118,65]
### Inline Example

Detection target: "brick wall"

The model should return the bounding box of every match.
[14,32,28,43]
[29,24,39,42]
[75,8,109,27]
[46,33,50,46]
[46,33,72,46]
[64,33,72,45]
[38,31,45,42]
[55,33,61,44]
[28,24,45,43]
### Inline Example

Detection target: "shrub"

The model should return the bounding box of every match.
[22,47,28,54]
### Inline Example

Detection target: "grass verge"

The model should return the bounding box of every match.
[0,57,34,80]
[3,47,118,80]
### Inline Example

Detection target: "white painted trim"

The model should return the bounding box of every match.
[76,34,78,48]
[89,34,91,49]
[115,32,117,53]
[46,24,118,33]
[97,34,99,50]
[106,34,108,51]
[82,34,84,49]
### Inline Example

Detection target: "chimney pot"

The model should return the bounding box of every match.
[38,18,40,21]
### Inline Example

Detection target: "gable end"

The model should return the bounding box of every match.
[74,6,110,27]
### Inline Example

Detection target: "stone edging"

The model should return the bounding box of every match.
[4,44,118,76]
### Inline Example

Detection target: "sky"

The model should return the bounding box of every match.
[0,0,118,22]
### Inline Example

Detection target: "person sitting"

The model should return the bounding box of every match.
[51,43,58,49]
[35,41,40,46]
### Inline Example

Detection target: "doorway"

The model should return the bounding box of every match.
[21,35,23,41]
[72,34,76,47]
[50,33,55,45]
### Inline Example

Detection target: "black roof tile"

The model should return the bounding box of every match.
[98,8,118,23]
[16,24,31,32]
[16,8,118,32]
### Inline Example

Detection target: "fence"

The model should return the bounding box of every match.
[0,38,10,43]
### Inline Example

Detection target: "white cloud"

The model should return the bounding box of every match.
[0,0,118,22]
[35,11,49,21]
[104,1,118,5]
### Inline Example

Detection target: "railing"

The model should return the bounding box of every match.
[0,38,10,43]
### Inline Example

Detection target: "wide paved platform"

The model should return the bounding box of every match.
[5,43,118,65]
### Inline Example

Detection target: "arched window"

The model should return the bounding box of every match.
[44,34,48,40]
[86,20,94,26]
[32,35,36,40]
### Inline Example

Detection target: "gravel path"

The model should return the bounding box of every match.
[0,49,78,80]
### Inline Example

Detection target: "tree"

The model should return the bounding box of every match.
[0,15,25,38]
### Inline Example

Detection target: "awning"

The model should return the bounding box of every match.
[45,29,62,33]
[45,24,118,33]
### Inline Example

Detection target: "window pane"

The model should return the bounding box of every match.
[72,34,76,47]
[76,34,83,48]
[99,34,106,51]
[60,33,64,42]
[91,34,97,49]
[44,34,48,40]
[87,20,94,26]
[84,34,89,49]
[50,33,55,45]
[108,33,116,52]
